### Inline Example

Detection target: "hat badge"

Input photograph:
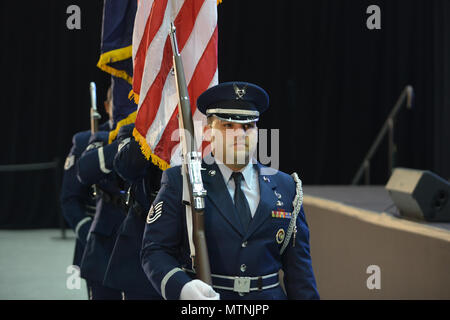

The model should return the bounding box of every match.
[233,83,247,100]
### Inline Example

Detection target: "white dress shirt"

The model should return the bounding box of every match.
[215,159,260,218]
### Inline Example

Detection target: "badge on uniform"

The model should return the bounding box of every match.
[146,201,163,224]
[276,228,285,244]
[271,210,292,219]
[208,170,216,176]
[233,83,248,100]
[64,155,75,170]
[118,137,131,152]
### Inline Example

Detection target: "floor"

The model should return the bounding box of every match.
[0,229,88,300]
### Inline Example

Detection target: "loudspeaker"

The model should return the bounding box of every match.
[385,167,450,222]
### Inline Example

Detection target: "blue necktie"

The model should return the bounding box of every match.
[231,172,252,231]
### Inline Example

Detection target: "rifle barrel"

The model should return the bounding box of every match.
[169,23,212,285]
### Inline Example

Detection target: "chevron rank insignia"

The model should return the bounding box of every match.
[146,201,163,224]
[271,210,292,219]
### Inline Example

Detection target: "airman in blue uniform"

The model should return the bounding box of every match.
[60,130,96,295]
[76,125,126,300]
[141,82,320,300]
[76,86,126,300]
[103,123,163,300]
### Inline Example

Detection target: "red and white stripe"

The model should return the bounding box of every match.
[132,0,218,167]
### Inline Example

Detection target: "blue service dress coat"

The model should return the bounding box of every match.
[60,130,96,268]
[76,130,127,284]
[141,156,320,300]
[103,124,162,298]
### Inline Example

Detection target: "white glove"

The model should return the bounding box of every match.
[179,279,220,300]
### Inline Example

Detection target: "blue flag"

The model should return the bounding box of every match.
[96,0,138,141]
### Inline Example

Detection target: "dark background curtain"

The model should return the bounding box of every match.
[1,0,449,228]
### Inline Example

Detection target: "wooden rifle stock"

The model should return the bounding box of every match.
[169,23,212,285]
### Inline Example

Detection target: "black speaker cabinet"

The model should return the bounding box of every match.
[385,167,450,222]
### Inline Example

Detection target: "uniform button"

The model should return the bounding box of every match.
[240,264,247,272]
[241,241,247,248]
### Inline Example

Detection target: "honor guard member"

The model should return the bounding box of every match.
[60,130,96,296]
[77,129,126,300]
[60,88,115,298]
[141,82,320,300]
[103,123,163,300]
[76,90,126,300]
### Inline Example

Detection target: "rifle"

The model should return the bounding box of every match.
[89,82,102,134]
[89,82,101,197]
[169,22,212,285]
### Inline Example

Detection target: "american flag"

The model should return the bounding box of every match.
[131,0,219,170]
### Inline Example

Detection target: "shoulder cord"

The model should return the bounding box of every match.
[280,172,303,255]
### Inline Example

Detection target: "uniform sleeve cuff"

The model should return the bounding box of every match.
[75,217,92,246]
[162,268,193,300]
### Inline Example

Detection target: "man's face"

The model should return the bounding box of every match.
[104,87,113,120]
[208,117,258,168]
